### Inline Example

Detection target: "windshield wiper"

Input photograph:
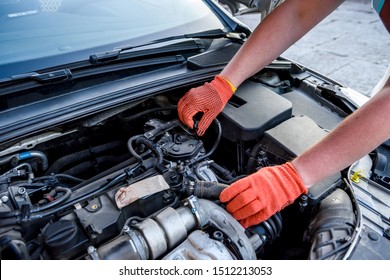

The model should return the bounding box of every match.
[89,29,246,64]
[0,40,202,88]
[0,30,244,90]
[8,69,73,84]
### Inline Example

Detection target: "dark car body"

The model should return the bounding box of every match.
[0,0,389,260]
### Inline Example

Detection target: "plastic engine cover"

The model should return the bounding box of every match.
[219,80,292,141]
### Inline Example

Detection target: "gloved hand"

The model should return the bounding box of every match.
[219,162,308,228]
[178,75,236,136]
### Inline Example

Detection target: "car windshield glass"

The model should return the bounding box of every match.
[0,0,225,71]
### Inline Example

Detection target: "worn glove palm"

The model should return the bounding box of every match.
[178,75,235,136]
[219,162,308,228]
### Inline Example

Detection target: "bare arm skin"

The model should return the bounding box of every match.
[293,78,390,187]
[218,0,390,188]
[221,0,345,88]
[216,0,390,226]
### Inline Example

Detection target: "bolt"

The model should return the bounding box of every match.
[212,231,223,241]
[18,187,26,195]
[368,231,380,241]
[130,220,139,226]
[172,145,180,152]
[299,195,308,212]
[91,204,98,210]
[238,238,245,247]
[1,196,9,203]
[87,246,96,254]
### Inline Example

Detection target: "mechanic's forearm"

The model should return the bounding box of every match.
[221,0,344,88]
[293,82,390,187]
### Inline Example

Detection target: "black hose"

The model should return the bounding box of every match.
[190,118,222,166]
[0,165,130,222]
[210,162,234,181]
[45,141,123,175]
[33,174,85,184]
[246,142,264,174]
[30,187,72,213]
[214,174,248,185]
[128,135,164,166]
[136,137,163,165]
[213,173,231,184]
[7,182,46,189]
[145,119,190,140]
[0,186,72,220]
[29,171,128,220]
[183,180,228,200]
[71,156,140,191]
[0,156,146,225]
[34,158,158,220]
[0,151,48,172]
[55,174,84,182]
[29,151,49,171]
[120,105,177,122]
[127,135,144,162]
[0,154,17,165]
[61,154,129,177]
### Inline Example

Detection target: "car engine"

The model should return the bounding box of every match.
[0,78,363,260]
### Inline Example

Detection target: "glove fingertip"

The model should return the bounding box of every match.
[180,108,197,129]
[240,211,270,228]
[197,121,211,136]
[185,116,194,129]
[196,129,205,136]
[219,178,250,202]
[177,95,189,110]
[240,219,252,228]
[240,217,260,229]
[219,188,235,202]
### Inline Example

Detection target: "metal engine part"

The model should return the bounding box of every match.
[163,230,235,260]
[88,196,257,260]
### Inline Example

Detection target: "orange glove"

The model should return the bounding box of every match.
[178,75,235,136]
[219,162,308,228]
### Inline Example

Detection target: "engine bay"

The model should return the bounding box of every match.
[1,71,387,260]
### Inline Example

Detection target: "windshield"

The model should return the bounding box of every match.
[0,0,226,78]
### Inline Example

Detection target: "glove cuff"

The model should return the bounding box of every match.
[218,75,237,92]
[211,75,236,105]
[276,162,308,207]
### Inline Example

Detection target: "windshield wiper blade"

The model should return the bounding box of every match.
[10,69,73,83]
[89,29,246,64]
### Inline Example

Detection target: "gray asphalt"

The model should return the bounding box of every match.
[234,0,390,97]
